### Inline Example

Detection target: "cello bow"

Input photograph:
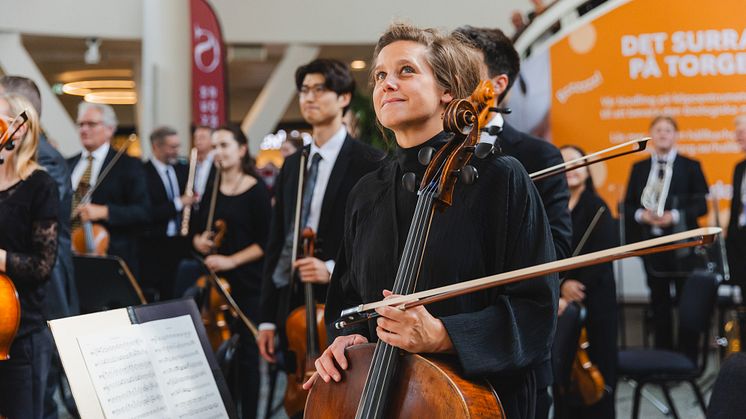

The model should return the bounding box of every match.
[530,138,649,181]
[335,227,721,329]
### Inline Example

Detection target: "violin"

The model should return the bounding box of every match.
[71,137,136,256]
[0,112,29,361]
[570,326,606,405]
[284,227,328,417]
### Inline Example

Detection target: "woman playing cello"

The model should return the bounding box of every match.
[192,124,271,418]
[0,94,59,418]
[304,24,558,418]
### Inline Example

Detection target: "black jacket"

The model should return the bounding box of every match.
[499,123,572,261]
[67,147,151,270]
[259,135,384,325]
[624,154,708,244]
[142,160,188,238]
[727,159,746,285]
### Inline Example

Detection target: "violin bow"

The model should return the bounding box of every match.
[290,151,307,280]
[335,227,721,329]
[193,254,260,341]
[74,135,136,210]
[530,138,649,181]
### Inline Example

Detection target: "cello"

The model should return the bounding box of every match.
[304,98,719,418]
[0,112,28,360]
[283,227,328,416]
[70,136,136,255]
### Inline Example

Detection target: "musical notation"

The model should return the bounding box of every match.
[77,315,228,418]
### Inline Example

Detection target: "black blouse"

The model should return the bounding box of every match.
[326,132,559,379]
[197,178,272,311]
[0,170,59,337]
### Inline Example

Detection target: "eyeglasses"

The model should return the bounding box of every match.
[299,84,330,98]
[77,121,103,129]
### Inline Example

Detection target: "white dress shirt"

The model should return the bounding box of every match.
[71,142,110,191]
[478,113,504,145]
[150,158,183,237]
[194,152,214,200]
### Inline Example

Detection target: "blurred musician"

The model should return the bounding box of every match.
[727,114,746,300]
[624,116,708,349]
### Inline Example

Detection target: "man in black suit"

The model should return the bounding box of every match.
[625,116,708,349]
[455,26,572,419]
[67,102,150,277]
[140,126,193,300]
[257,59,383,372]
[727,115,746,300]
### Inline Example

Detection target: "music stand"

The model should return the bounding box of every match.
[73,255,147,314]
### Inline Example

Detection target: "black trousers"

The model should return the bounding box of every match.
[139,236,189,301]
[644,251,688,349]
[489,369,537,419]
[0,329,53,419]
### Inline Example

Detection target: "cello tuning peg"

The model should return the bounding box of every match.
[418,147,435,166]
[474,143,494,159]
[402,172,417,193]
[459,165,478,185]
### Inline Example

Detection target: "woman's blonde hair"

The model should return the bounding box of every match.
[373,23,482,100]
[1,93,42,179]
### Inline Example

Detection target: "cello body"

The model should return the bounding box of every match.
[0,274,21,360]
[304,344,504,419]
[71,221,110,256]
[283,303,327,415]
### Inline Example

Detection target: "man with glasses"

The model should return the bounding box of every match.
[257,59,382,415]
[67,102,150,277]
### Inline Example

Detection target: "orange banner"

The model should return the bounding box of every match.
[517,0,746,219]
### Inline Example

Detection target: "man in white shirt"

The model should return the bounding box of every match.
[192,125,215,203]
[140,126,194,300]
[67,102,150,275]
[256,59,383,395]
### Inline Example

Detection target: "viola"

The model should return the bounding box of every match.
[70,137,136,256]
[0,112,29,361]
[284,227,328,417]
[570,326,606,405]
[305,98,505,418]
[196,219,234,351]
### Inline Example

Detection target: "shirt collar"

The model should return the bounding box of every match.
[84,142,110,161]
[485,113,504,130]
[651,148,677,163]
[150,156,171,173]
[310,125,347,163]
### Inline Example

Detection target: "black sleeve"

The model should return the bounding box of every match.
[6,173,59,285]
[440,164,559,377]
[248,183,272,250]
[536,146,572,260]
[107,158,151,227]
[259,163,289,324]
[683,160,709,225]
[624,165,643,243]
[325,188,370,342]
[567,202,616,295]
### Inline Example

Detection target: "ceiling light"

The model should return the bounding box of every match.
[62,80,136,96]
[84,91,137,105]
[350,60,366,70]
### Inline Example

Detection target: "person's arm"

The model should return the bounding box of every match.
[535,145,572,260]
[439,160,558,377]
[106,158,151,226]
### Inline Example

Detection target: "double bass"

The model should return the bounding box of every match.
[0,112,29,360]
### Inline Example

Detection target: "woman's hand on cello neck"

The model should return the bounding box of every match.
[302,289,455,390]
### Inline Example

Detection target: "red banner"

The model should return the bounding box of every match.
[190,0,227,128]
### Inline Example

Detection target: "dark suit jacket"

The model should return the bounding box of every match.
[38,136,78,318]
[67,147,151,271]
[259,135,384,326]
[727,160,746,284]
[142,160,188,237]
[624,154,708,244]
[499,123,573,261]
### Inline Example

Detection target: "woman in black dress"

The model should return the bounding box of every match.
[0,94,59,418]
[303,24,558,418]
[192,124,272,419]
[557,145,618,419]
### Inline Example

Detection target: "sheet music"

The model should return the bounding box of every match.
[140,316,228,419]
[78,327,168,418]
[77,315,228,419]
